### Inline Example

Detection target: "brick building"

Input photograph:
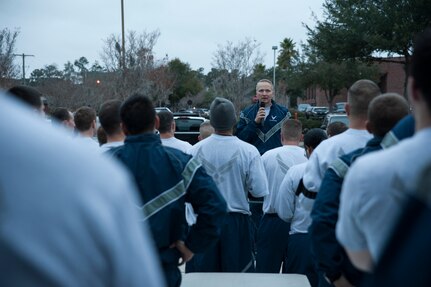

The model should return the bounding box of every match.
[298,57,406,108]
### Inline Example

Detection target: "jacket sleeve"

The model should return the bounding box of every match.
[236,111,259,144]
[309,167,347,277]
[184,165,227,254]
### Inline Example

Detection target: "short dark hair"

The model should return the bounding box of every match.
[120,94,155,134]
[281,119,302,141]
[327,122,348,137]
[74,106,96,132]
[7,85,42,109]
[52,107,72,122]
[304,128,328,150]
[99,100,122,136]
[411,27,431,110]
[348,79,381,118]
[368,93,409,137]
[157,111,174,133]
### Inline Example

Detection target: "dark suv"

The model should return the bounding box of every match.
[174,114,205,145]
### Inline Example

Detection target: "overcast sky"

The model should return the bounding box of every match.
[1,0,324,76]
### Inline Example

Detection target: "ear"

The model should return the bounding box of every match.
[91,120,96,129]
[365,120,374,134]
[121,122,129,136]
[408,76,420,103]
[345,103,351,116]
[171,121,176,132]
[155,115,160,130]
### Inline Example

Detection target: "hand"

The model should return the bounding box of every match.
[255,107,265,124]
[170,240,194,266]
[332,275,355,287]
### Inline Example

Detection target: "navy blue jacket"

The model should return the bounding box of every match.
[111,133,227,265]
[236,101,289,155]
[309,136,383,285]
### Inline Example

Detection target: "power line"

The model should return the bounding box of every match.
[13,53,35,84]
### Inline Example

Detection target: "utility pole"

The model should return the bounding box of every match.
[272,46,278,98]
[13,53,34,84]
[121,0,126,71]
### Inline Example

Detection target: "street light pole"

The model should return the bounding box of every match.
[121,0,126,71]
[272,46,277,97]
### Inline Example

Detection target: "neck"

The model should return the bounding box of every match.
[215,130,233,136]
[106,133,125,143]
[79,129,94,138]
[159,132,174,139]
[282,140,300,146]
[348,116,368,130]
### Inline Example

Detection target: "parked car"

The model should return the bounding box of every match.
[155,107,172,113]
[298,104,312,112]
[174,114,205,145]
[321,113,350,130]
[309,107,329,119]
[334,102,347,113]
[305,106,314,119]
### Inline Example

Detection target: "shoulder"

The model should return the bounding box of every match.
[271,102,289,115]
[261,146,282,159]
[240,104,258,117]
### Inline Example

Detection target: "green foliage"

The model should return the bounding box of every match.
[307,0,431,63]
[168,58,203,105]
[277,38,298,69]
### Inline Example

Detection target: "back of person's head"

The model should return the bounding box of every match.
[281,119,302,142]
[347,79,381,118]
[99,100,122,136]
[210,97,237,132]
[411,27,431,110]
[199,120,214,140]
[304,128,328,150]
[327,121,348,137]
[157,111,174,134]
[368,93,410,137]
[7,85,43,111]
[52,107,72,122]
[74,106,96,132]
[120,94,156,135]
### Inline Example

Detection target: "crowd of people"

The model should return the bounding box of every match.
[1,27,431,287]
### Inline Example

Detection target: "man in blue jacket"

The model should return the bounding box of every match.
[309,93,410,287]
[236,79,290,155]
[111,94,227,287]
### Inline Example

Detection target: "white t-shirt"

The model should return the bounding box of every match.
[189,134,269,214]
[261,145,307,214]
[303,128,372,192]
[275,162,315,234]
[0,95,164,287]
[100,141,124,153]
[161,137,193,154]
[74,136,101,153]
[336,128,431,262]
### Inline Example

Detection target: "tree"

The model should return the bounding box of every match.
[277,38,298,70]
[100,29,162,100]
[306,0,431,93]
[0,28,20,84]
[100,30,160,72]
[74,56,89,83]
[168,58,203,107]
[211,38,264,109]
